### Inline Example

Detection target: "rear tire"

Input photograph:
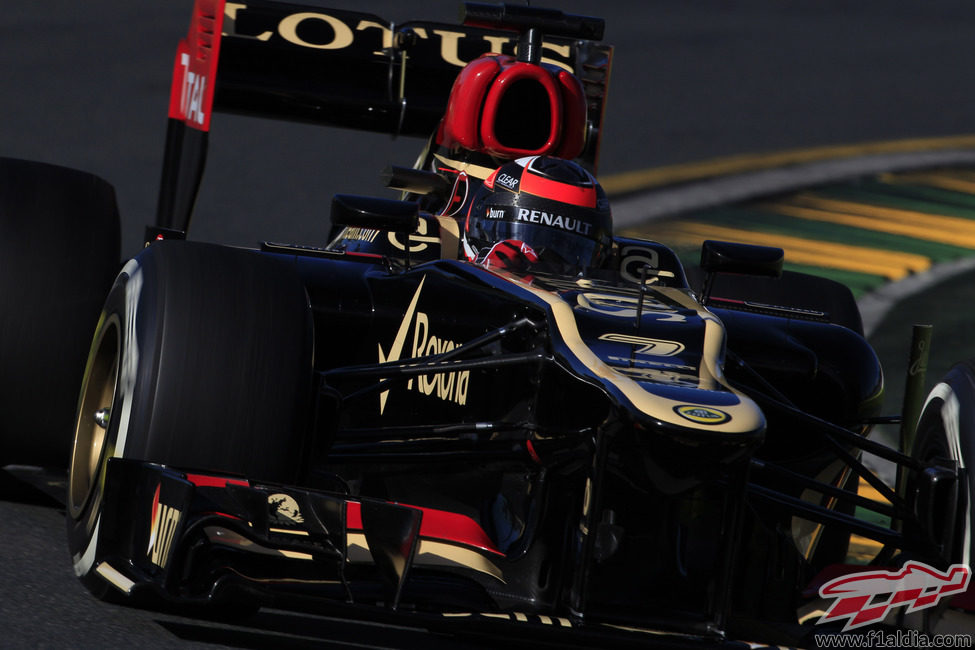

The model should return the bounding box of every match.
[67,241,313,598]
[0,158,120,467]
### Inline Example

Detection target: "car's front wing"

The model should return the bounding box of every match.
[86,458,777,649]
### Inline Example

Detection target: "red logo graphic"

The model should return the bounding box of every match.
[147,484,182,569]
[818,561,971,630]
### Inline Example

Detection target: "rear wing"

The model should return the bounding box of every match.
[156,0,613,233]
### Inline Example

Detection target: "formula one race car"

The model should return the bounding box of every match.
[2,1,974,648]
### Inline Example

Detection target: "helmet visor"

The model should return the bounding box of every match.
[469,217,604,274]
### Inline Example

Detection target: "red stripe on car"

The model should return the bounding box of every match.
[186,473,249,488]
[346,501,503,556]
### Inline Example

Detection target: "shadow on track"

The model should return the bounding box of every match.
[0,466,65,509]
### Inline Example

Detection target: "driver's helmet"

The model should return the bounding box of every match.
[462,156,612,274]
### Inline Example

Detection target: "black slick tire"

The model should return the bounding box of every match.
[911,360,975,569]
[0,158,120,466]
[66,240,313,598]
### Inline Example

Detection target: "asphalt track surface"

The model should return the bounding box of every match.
[6,1,975,647]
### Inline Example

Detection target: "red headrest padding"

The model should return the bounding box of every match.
[437,54,587,160]
[554,70,586,160]
[480,62,561,157]
[438,55,504,151]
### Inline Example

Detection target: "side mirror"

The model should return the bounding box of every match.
[380,166,452,198]
[700,240,783,277]
[699,240,783,305]
[330,194,419,234]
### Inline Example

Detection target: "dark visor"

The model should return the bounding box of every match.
[469,219,602,273]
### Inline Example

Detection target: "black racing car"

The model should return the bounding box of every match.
[2,2,973,647]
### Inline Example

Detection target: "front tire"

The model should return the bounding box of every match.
[67,241,313,597]
[911,361,975,569]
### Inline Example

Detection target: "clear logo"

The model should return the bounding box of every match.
[496,173,519,189]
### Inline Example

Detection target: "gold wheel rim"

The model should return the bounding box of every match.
[68,315,120,521]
